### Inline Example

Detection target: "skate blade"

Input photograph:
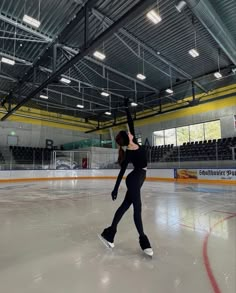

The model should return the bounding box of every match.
[98,234,114,249]
[144,248,153,257]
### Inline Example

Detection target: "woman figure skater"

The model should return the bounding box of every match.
[100,99,153,256]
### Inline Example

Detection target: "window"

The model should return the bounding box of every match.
[176,126,189,145]
[190,123,204,142]
[164,128,176,146]
[204,120,221,140]
[153,130,164,146]
[153,120,221,146]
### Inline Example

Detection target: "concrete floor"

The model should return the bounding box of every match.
[0,179,235,293]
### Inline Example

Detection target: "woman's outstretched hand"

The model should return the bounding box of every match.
[111,189,118,201]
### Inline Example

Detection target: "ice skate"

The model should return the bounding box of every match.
[139,235,153,257]
[98,227,116,249]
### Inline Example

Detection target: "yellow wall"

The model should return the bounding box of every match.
[106,83,236,133]
[1,83,235,134]
[0,106,97,132]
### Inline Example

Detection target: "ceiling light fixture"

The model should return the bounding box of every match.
[166,88,173,94]
[175,1,187,13]
[77,104,84,108]
[166,66,174,95]
[137,73,146,80]
[60,77,71,84]
[147,10,162,24]
[214,49,223,80]
[93,51,106,60]
[23,15,41,28]
[189,21,199,58]
[1,57,15,65]
[105,111,111,115]
[214,72,222,79]
[39,95,48,99]
[131,102,138,107]
[137,49,147,80]
[189,48,199,58]
[101,91,109,97]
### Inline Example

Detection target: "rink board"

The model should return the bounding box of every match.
[0,168,235,184]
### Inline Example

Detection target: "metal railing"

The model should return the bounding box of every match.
[0,143,235,171]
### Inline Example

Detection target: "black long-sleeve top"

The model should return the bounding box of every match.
[113,107,147,192]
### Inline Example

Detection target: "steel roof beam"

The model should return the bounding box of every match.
[44,88,109,109]
[185,0,236,65]
[0,55,127,103]
[0,73,17,82]
[0,12,158,93]
[0,14,52,42]
[1,0,156,121]
[64,49,158,93]
[16,0,97,87]
[0,75,111,111]
[0,50,127,97]
[92,9,191,79]
[115,33,170,78]
[25,82,111,109]
[62,49,125,98]
[0,51,32,66]
[92,8,207,93]
[85,55,158,92]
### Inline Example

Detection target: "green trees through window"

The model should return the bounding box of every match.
[153,120,221,146]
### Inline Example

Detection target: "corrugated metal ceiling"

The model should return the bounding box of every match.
[0,0,235,123]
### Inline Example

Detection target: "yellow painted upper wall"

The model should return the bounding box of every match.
[0,106,97,132]
[105,83,236,132]
[0,83,235,134]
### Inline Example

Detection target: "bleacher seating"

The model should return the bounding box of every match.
[145,144,174,162]
[9,146,52,164]
[147,136,236,162]
[0,152,5,164]
[7,137,236,166]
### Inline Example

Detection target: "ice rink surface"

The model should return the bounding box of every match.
[0,179,235,293]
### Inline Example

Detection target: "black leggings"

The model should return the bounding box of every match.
[111,169,146,236]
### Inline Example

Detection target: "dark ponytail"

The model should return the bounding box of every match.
[115,130,128,166]
[118,146,125,166]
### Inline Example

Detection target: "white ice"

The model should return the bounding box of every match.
[0,179,235,293]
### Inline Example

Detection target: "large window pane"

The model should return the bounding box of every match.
[153,130,164,146]
[164,128,176,146]
[176,126,189,145]
[204,120,221,140]
[189,123,204,142]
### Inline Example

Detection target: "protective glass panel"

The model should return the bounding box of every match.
[164,128,176,146]
[204,120,221,140]
[153,130,164,146]
[176,126,189,146]
[189,123,204,142]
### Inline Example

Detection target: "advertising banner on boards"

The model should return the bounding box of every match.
[175,168,236,181]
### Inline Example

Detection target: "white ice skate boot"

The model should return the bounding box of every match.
[139,235,153,256]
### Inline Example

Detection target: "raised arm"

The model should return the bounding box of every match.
[125,99,137,144]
